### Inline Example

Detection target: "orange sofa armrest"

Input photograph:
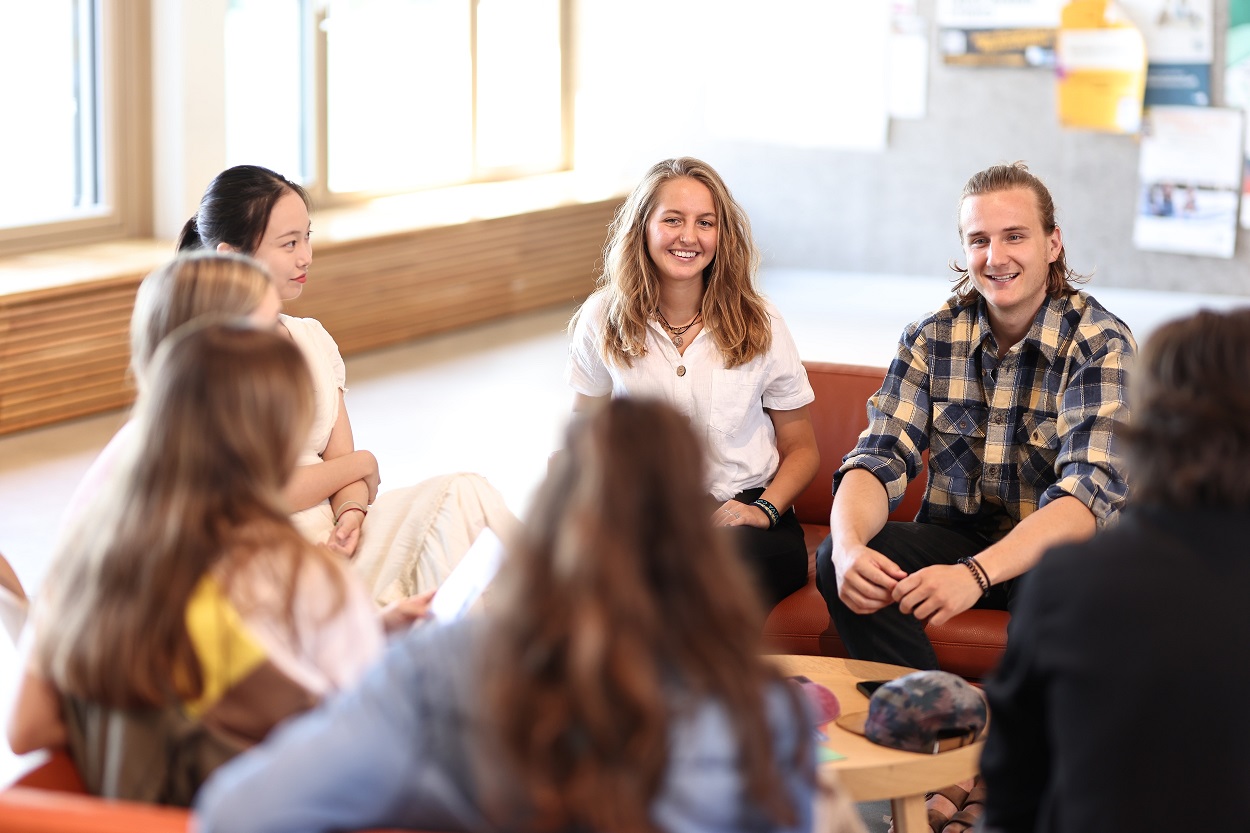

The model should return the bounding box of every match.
[0,787,190,833]
[10,750,86,794]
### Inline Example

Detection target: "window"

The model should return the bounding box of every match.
[0,0,146,253]
[0,3,98,229]
[225,0,570,202]
[0,1,569,259]
[224,0,310,182]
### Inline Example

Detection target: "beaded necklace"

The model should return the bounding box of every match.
[656,309,702,347]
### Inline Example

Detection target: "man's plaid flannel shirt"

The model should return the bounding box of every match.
[835,291,1136,543]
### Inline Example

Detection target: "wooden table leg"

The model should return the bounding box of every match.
[890,794,928,833]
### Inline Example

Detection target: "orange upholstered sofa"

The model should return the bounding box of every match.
[762,361,1009,682]
[0,749,422,832]
[0,751,189,833]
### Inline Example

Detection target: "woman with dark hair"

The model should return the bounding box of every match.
[176,165,517,604]
[8,322,385,804]
[567,157,819,609]
[980,307,1250,831]
[193,398,826,833]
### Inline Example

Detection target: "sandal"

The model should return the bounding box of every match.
[941,775,986,832]
[884,782,969,833]
[926,783,969,833]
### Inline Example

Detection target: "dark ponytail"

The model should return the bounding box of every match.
[176,216,203,252]
[177,165,311,256]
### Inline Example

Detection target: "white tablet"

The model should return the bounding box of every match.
[430,527,507,622]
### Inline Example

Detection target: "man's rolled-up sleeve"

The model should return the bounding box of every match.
[835,323,931,512]
[1043,334,1134,527]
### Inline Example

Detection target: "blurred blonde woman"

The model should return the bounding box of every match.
[194,398,850,833]
[8,321,385,805]
[62,251,281,520]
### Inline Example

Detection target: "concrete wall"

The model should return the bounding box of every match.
[575,0,1249,297]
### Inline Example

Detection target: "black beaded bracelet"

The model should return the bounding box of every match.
[958,556,990,597]
[752,498,781,528]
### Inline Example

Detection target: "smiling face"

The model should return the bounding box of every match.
[959,187,1062,334]
[645,177,718,287]
[247,190,312,302]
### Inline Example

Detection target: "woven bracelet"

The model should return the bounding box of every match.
[958,557,990,597]
[752,498,781,529]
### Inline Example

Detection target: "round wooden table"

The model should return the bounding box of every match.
[772,655,983,833]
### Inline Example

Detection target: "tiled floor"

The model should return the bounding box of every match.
[0,268,1245,804]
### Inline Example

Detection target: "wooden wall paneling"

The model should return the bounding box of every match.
[0,198,619,435]
[0,275,142,434]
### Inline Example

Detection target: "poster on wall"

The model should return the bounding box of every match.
[1120,0,1213,106]
[1224,0,1250,227]
[935,0,1061,67]
[1056,1,1147,133]
[1132,106,1243,258]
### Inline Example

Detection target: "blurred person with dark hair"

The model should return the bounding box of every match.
[980,307,1250,831]
[194,398,856,833]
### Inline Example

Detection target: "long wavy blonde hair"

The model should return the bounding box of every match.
[574,157,772,368]
[482,398,807,832]
[36,321,343,709]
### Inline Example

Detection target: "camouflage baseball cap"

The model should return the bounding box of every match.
[835,670,987,754]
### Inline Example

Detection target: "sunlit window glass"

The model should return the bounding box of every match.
[475,0,563,173]
[326,0,471,193]
[0,1,100,230]
[224,0,308,180]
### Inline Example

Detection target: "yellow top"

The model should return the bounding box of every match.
[181,575,267,717]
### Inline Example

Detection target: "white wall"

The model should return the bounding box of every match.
[573,0,1250,297]
[150,0,230,241]
[144,0,1250,296]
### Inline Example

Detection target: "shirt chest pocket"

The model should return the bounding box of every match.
[931,401,987,479]
[1016,413,1060,487]
[709,368,767,436]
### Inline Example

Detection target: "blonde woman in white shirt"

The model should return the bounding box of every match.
[567,157,819,609]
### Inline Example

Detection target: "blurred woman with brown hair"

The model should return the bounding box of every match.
[8,321,384,804]
[194,398,822,833]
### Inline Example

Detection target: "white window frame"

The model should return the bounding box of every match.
[1,0,574,257]
[0,0,151,258]
[301,0,575,208]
